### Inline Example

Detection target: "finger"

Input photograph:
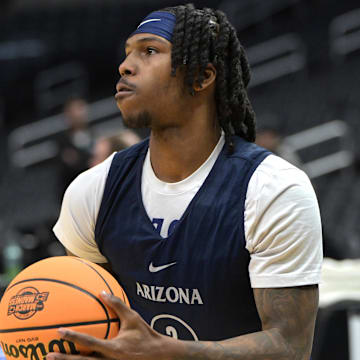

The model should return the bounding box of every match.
[100,291,131,319]
[57,328,108,353]
[46,352,100,360]
[57,328,119,359]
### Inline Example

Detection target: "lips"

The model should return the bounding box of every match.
[115,81,136,101]
[115,90,134,100]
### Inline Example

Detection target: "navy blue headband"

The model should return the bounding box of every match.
[129,11,176,43]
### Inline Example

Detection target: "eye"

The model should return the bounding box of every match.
[146,47,158,55]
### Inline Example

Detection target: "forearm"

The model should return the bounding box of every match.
[161,285,319,360]
[163,328,304,360]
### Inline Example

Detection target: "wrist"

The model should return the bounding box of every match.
[157,334,187,360]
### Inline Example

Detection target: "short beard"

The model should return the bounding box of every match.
[122,111,152,129]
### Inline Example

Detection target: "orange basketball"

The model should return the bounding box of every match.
[0,256,130,360]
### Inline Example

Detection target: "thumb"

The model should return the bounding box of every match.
[100,291,131,319]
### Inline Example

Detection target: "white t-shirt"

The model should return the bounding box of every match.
[53,136,323,288]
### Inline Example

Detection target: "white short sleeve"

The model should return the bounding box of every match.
[53,154,115,263]
[245,154,323,288]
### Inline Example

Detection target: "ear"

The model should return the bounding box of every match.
[193,63,217,92]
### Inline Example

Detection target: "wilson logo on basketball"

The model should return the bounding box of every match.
[7,287,49,320]
[1,339,80,360]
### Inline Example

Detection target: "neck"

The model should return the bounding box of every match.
[148,102,221,183]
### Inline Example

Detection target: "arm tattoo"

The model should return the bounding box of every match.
[173,286,318,360]
[254,285,319,359]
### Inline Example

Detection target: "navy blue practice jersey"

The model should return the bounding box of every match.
[95,136,270,341]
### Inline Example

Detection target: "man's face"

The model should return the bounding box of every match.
[115,33,187,129]
[65,99,88,129]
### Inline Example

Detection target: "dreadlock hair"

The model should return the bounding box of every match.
[162,3,256,152]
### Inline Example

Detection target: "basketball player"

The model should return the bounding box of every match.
[49,4,323,360]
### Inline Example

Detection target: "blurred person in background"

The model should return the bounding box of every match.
[50,3,322,360]
[56,96,93,198]
[256,125,303,168]
[89,129,141,168]
[255,113,303,168]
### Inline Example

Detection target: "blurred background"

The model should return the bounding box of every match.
[0,0,359,359]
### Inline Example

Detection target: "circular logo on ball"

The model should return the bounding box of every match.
[7,287,49,320]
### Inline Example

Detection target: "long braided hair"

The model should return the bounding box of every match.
[162,3,256,151]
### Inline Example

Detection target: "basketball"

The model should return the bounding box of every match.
[0,256,130,360]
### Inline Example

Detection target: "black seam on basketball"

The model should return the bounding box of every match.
[5,278,112,339]
[70,258,114,295]
[0,319,120,333]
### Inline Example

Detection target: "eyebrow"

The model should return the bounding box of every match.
[125,36,169,49]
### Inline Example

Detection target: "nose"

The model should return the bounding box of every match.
[118,56,135,77]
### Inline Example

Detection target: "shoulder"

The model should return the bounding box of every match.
[64,153,115,205]
[245,155,323,288]
[248,154,313,201]
[53,155,115,263]
[246,154,319,234]
[245,154,322,253]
